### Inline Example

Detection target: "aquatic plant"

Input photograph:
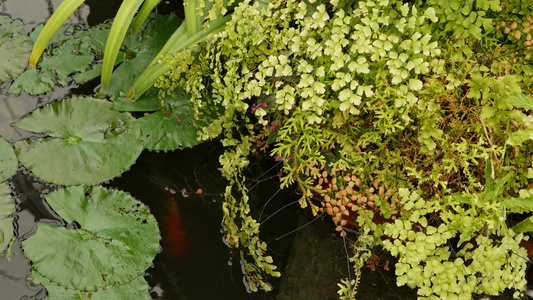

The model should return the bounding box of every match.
[2,0,533,298]
[155,0,533,297]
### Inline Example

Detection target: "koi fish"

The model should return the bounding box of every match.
[146,174,189,259]
[163,190,188,259]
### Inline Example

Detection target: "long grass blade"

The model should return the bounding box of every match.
[127,15,231,99]
[100,0,145,93]
[130,0,163,34]
[29,0,86,68]
[184,0,200,37]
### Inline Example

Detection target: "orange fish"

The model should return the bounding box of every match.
[146,174,189,259]
[162,190,188,259]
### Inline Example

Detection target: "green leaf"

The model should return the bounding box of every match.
[485,159,495,192]
[35,274,150,300]
[501,93,533,111]
[101,0,145,93]
[512,216,533,233]
[112,88,160,112]
[504,197,533,210]
[0,182,15,254]
[39,49,94,86]
[8,68,55,95]
[11,23,111,95]
[492,172,512,199]
[0,15,32,84]
[0,137,17,183]
[127,15,231,99]
[28,0,86,68]
[13,97,143,185]
[130,0,163,34]
[139,111,201,150]
[507,129,533,146]
[22,186,159,297]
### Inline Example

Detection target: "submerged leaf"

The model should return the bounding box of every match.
[0,15,32,84]
[0,182,15,254]
[0,137,17,182]
[22,186,159,297]
[13,97,143,185]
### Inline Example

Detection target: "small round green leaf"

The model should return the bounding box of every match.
[0,137,17,183]
[13,97,143,185]
[0,182,15,254]
[22,186,160,295]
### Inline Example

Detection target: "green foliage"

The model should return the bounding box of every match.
[22,185,159,299]
[3,0,533,298]
[0,15,32,84]
[154,0,533,297]
[10,14,182,96]
[382,188,528,298]
[13,97,143,185]
[0,182,15,256]
[0,137,17,183]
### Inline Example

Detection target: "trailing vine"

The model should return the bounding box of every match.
[155,0,533,298]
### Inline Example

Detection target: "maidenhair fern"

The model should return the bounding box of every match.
[156,0,533,298]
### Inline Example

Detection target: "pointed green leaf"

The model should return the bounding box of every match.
[101,0,145,93]
[130,0,163,34]
[22,186,159,295]
[512,216,533,233]
[13,97,142,185]
[127,15,231,99]
[28,0,86,68]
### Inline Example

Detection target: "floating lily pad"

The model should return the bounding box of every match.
[0,137,17,182]
[139,110,201,151]
[22,185,159,297]
[9,24,107,95]
[9,13,180,96]
[0,15,32,84]
[0,182,14,254]
[34,274,150,300]
[13,97,143,185]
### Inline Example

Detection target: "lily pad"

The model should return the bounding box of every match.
[22,185,159,297]
[9,24,108,95]
[0,15,32,84]
[139,110,201,151]
[0,137,17,182]
[9,13,181,96]
[0,182,14,254]
[13,97,143,185]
